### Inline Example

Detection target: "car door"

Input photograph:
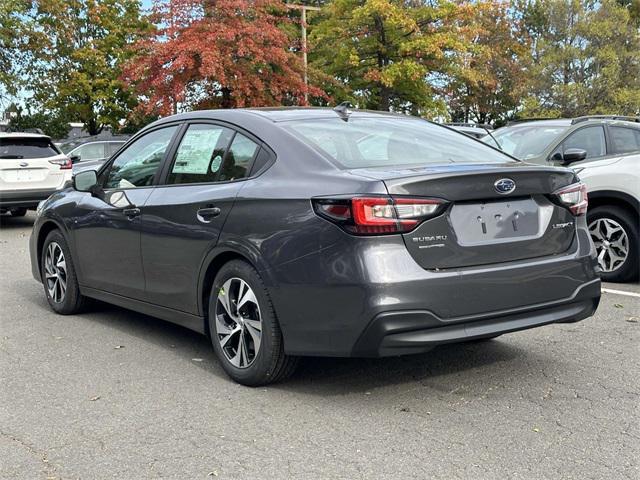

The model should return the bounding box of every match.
[548,125,607,164]
[140,122,263,314]
[578,125,640,196]
[73,125,180,298]
[609,125,640,157]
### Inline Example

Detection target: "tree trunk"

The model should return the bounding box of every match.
[379,86,391,111]
[221,87,233,109]
[374,15,391,112]
[84,116,101,136]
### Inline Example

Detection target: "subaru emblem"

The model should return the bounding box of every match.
[494,178,516,194]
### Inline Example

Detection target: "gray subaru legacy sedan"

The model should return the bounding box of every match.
[30,107,601,385]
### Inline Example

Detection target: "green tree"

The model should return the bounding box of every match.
[8,107,71,140]
[445,1,531,124]
[518,0,640,117]
[24,0,149,135]
[117,111,159,135]
[0,0,30,104]
[309,0,469,114]
[617,0,640,26]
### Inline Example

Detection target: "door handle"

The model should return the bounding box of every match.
[197,207,221,223]
[123,207,141,219]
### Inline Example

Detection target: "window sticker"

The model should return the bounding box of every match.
[173,128,224,174]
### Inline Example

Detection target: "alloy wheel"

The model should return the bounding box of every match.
[215,278,262,369]
[588,217,629,273]
[44,242,67,303]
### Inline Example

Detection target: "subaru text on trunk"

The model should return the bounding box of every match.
[29,108,601,385]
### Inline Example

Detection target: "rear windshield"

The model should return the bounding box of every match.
[486,125,569,159]
[283,117,513,168]
[0,138,61,159]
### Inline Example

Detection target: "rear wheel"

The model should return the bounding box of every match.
[10,208,27,217]
[208,260,298,386]
[41,230,87,314]
[588,206,639,283]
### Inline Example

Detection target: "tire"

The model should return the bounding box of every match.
[587,206,639,283]
[41,230,87,314]
[10,208,27,217]
[208,260,298,386]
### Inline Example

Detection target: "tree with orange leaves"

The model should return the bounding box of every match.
[124,0,326,115]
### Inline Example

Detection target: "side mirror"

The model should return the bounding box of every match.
[74,170,98,192]
[70,155,81,164]
[562,148,587,165]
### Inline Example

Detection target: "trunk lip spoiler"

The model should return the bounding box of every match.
[346,163,577,182]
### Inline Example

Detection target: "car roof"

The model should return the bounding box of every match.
[0,132,52,140]
[244,107,404,122]
[505,119,572,128]
[505,118,640,129]
[60,137,129,147]
[152,107,412,126]
[601,119,640,128]
[69,139,126,146]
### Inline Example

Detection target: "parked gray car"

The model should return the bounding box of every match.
[30,107,600,385]
[61,139,128,173]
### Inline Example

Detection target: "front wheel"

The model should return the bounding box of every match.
[208,260,298,386]
[41,230,87,314]
[588,206,639,283]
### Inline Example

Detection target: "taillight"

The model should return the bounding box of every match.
[313,196,446,235]
[49,157,72,170]
[554,182,588,216]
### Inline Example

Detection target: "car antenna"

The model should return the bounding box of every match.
[333,101,352,121]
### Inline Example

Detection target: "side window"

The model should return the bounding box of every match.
[219,133,259,182]
[250,148,273,176]
[167,124,234,185]
[75,143,105,161]
[105,126,178,189]
[611,127,640,154]
[106,142,124,157]
[562,126,606,159]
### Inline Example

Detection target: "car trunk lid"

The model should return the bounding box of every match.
[352,163,579,269]
[0,137,67,191]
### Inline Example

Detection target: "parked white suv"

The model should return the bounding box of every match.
[576,151,639,283]
[485,116,639,282]
[0,133,73,216]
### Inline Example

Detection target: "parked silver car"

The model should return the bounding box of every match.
[60,138,129,173]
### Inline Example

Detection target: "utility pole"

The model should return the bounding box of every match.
[285,4,321,104]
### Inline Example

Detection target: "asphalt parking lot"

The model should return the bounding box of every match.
[1,212,638,480]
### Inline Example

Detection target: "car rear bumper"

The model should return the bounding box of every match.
[270,221,601,357]
[351,278,600,357]
[0,188,59,208]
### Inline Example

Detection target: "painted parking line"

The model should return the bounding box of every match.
[601,287,640,298]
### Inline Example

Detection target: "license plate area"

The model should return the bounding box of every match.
[450,197,542,246]
[1,168,46,183]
